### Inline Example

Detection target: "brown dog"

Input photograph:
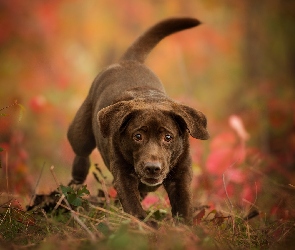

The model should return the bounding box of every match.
[67,17,209,224]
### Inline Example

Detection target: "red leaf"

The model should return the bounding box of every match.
[142,194,159,209]
[226,168,245,183]
[108,187,117,198]
[193,208,205,225]
[213,211,225,225]
[206,147,233,174]
[29,95,47,113]
[210,132,236,151]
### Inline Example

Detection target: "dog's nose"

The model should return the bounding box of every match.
[144,162,161,175]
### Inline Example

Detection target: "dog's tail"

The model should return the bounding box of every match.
[120,17,201,63]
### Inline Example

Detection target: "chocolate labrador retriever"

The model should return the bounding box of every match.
[67,17,209,224]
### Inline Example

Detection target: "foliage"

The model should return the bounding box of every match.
[1,188,294,249]
[59,184,90,207]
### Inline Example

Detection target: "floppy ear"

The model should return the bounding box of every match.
[97,101,135,138]
[171,103,210,140]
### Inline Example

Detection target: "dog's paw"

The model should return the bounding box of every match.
[68,179,84,191]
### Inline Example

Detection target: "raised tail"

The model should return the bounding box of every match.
[120,17,201,63]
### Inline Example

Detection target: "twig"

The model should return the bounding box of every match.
[56,203,97,241]
[59,203,104,225]
[49,165,96,240]
[5,150,9,200]
[222,173,234,210]
[89,204,132,221]
[50,165,60,188]
[277,225,294,243]
[71,210,96,241]
[242,199,259,210]
[0,200,12,226]
[53,194,66,211]
[244,181,259,220]
[0,100,18,112]
[108,205,158,233]
[0,198,13,208]
[50,165,73,207]
[29,162,45,207]
[49,166,96,241]
[222,171,236,235]
[93,164,111,209]
[222,161,238,211]
[41,209,48,221]
[93,172,110,208]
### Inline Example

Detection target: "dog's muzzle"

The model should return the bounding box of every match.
[140,162,164,186]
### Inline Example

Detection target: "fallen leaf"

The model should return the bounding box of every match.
[193,208,205,225]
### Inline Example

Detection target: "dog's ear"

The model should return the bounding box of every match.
[97,101,135,138]
[171,103,210,140]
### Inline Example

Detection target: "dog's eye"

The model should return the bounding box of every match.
[133,133,143,141]
[164,134,173,142]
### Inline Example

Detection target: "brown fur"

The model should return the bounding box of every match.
[67,17,209,224]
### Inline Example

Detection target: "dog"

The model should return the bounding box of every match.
[67,17,209,224]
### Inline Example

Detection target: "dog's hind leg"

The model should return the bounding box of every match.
[67,98,96,184]
[69,155,91,184]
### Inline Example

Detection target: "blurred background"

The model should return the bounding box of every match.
[1,0,294,216]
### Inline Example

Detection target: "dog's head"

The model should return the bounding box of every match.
[97,99,209,186]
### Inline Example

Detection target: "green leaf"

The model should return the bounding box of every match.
[153,209,167,221]
[77,185,90,196]
[67,194,83,207]
[107,224,148,250]
[97,222,111,236]
[59,185,89,207]
[60,185,74,196]
[108,224,130,249]
[0,147,3,152]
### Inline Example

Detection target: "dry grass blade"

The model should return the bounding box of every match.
[89,204,157,233]
[70,210,96,241]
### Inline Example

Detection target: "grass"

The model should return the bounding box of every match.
[1,177,294,250]
[0,152,294,250]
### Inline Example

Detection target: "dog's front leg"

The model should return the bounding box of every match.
[111,165,147,220]
[163,166,193,224]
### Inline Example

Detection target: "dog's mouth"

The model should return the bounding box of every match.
[140,177,163,186]
[136,162,167,187]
